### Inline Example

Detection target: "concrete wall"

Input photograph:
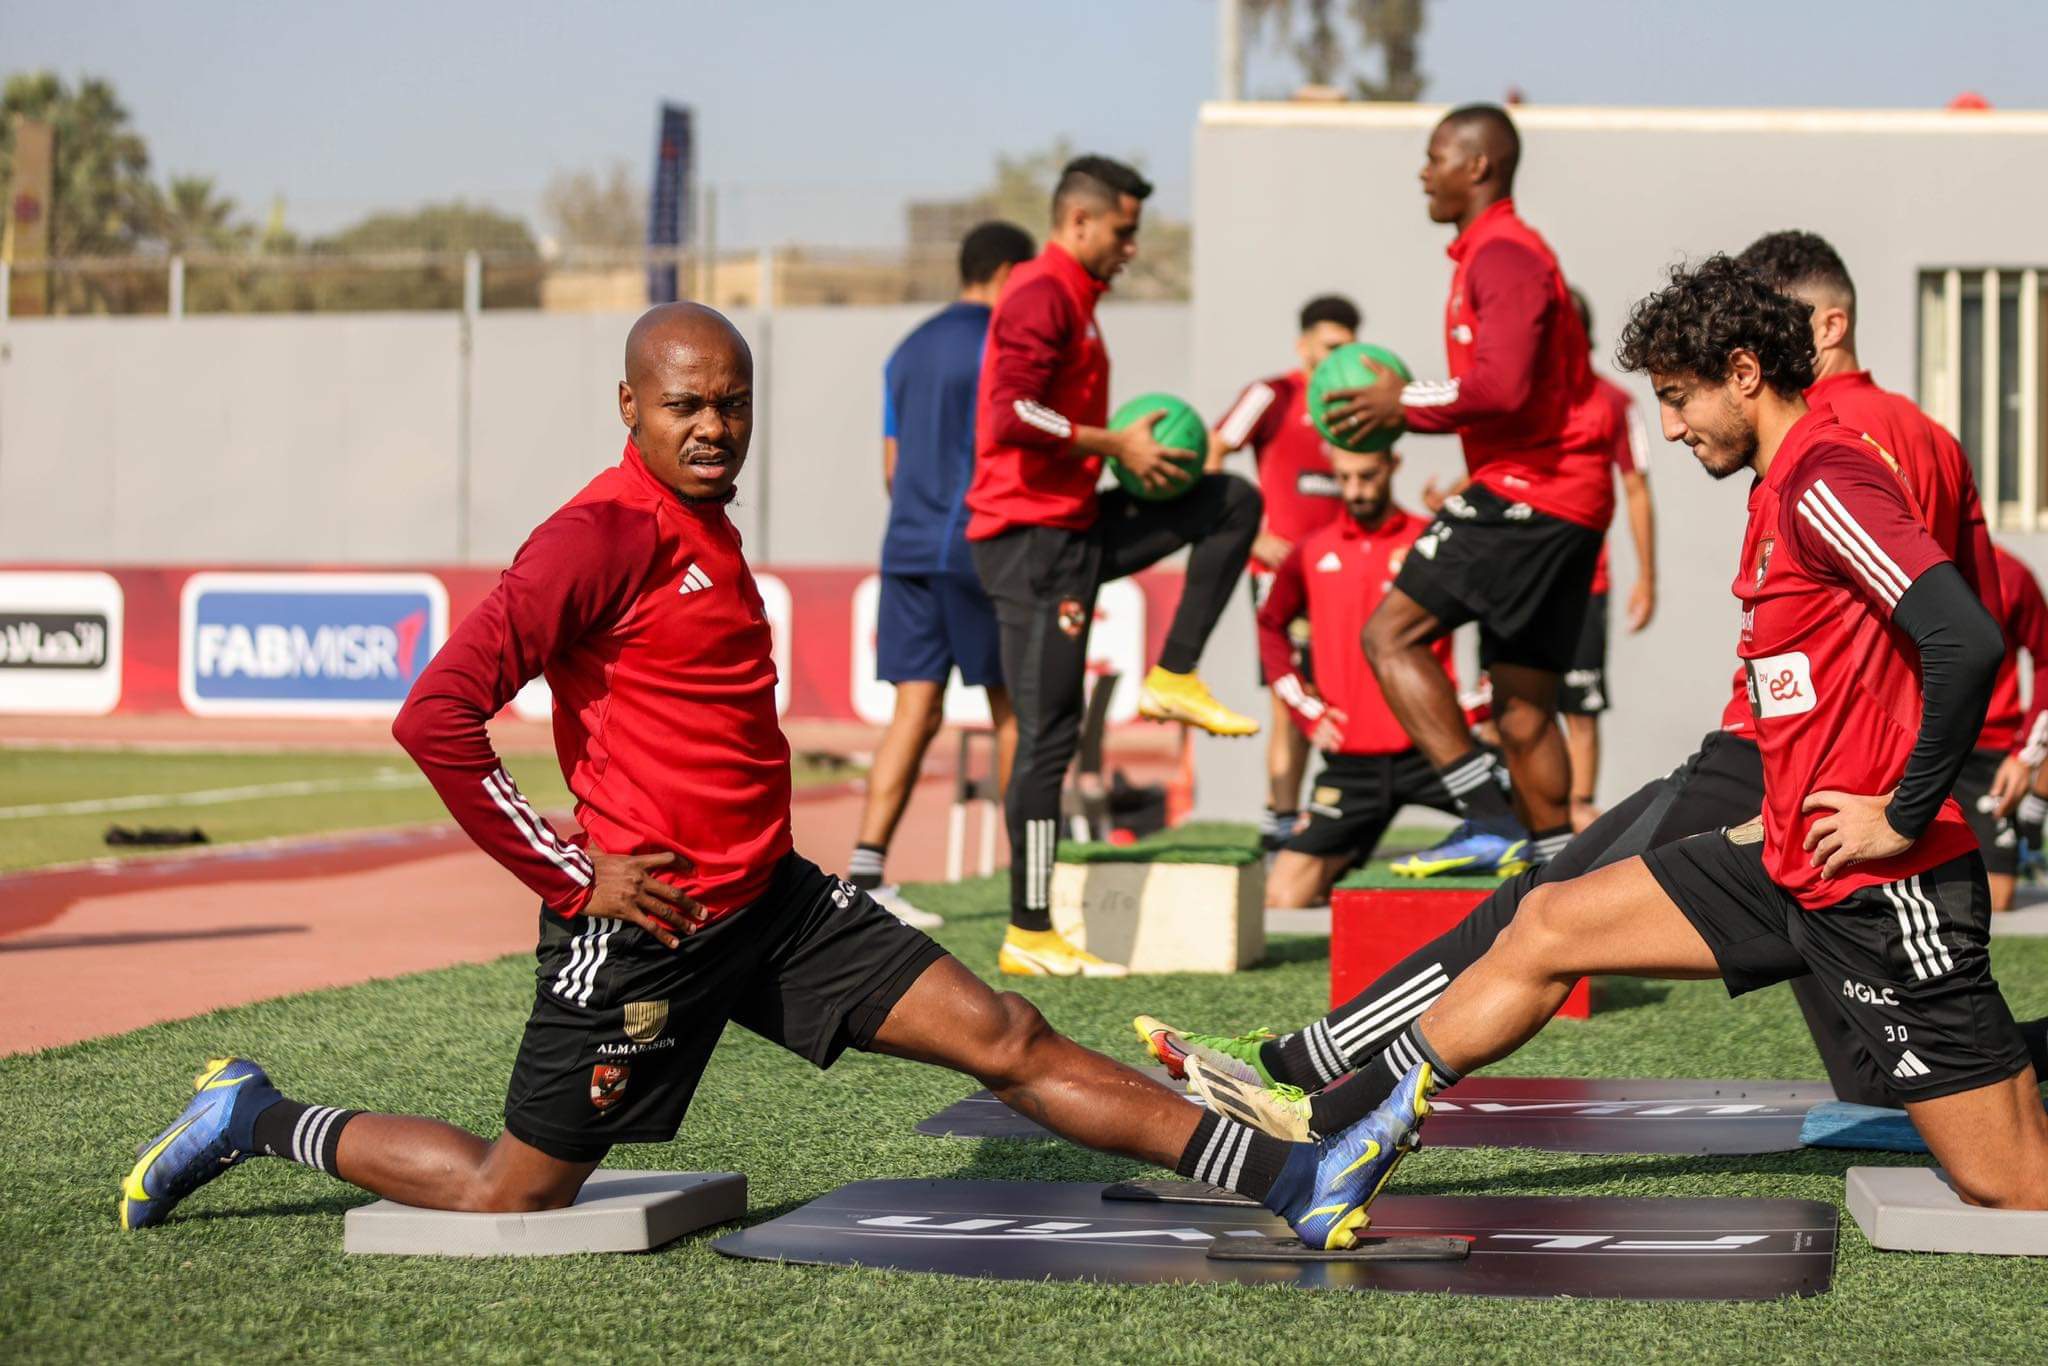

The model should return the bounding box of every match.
[1192,102,2048,807]
[0,301,1190,569]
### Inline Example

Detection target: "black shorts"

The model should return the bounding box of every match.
[1395,483,1603,674]
[1557,592,1609,716]
[1287,749,1457,859]
[503,852,947,1161]
[1952,748,2020,877]
[1643,831,2028,1102]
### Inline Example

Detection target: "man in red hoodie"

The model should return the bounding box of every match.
[967,155,1264,977]
[117,304,1407,1253]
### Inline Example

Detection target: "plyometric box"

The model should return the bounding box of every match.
[1331,879,1591,1018]
[1052,847,1264,973]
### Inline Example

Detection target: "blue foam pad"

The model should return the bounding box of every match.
[1799,1102,1927,1153]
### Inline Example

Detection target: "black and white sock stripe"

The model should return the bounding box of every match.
[1189,1115,1255,1192]
[1440,754,1498,799]
[1325,963,1449,1070]
[847,847,885,879]
[551,917,615,1005]
[290,1105,349,1174]
[1530,831,1572,862]
[1023,817,1058,911]
[1295,1019,1347,1085]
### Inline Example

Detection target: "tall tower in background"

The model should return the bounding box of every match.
[646,103,695,304]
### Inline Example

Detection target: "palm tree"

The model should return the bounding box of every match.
[1240,0,1429,101]
[152,175,251,255]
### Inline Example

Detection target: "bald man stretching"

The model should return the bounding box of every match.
[115,304,1410,1254]
[1324,104,1610,880]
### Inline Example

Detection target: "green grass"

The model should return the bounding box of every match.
[3,877,2045,1363]
[0,748,854,872]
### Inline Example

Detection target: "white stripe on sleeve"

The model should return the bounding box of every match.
[1623,408,1649,473]
[1216,382,1276,450]
[1014,400,1074,439]
[1808,480,1914,596]
[1795,493,1904,607]
[1400,379,1461,408]
[483,770,592,886]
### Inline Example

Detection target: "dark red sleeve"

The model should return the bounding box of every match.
[1612,393,1649,476]
[1401,241,1550,434]
[1948,454,2004,623]
[2004,557,2048,762]
[391,500,658,916]
[982,277,1078,451]
[1256,548,1323,736]
[1781,446,1950,615]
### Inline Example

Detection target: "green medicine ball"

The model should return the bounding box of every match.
[1309,342,1413,453]
[1107,392,1207,501]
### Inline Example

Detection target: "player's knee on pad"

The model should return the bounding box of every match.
[464,1175,581,1214]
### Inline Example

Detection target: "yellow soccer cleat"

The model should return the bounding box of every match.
[1136,666,1260,737]
[999,926,1129,978]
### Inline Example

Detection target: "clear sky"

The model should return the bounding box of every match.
[5,0,2041,247]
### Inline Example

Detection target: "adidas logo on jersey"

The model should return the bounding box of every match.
[678,563,713,595]
[1315,551,1343,572]
[1891,1050,1930,1080]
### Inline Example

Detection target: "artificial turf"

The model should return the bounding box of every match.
[3,874,2045,1362]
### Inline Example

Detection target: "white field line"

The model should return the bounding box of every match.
[0,770,427,821]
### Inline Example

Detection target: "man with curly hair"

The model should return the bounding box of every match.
[1312,256,2048,1215]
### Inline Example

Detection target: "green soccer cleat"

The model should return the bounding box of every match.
[1132,1015,1276,1085]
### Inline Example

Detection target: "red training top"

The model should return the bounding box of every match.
[1585,374,1649,596]
[1399,199,1609,530]
[966,243,1112,539]
[393,441,793,921]
[1257,506,1451,755]
[1735,410,1978,908]
[1215,372,1343,548]
[1721,371,1997,734]
[1979,544,2048,758]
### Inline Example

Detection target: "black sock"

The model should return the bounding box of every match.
[847,843,886,892]
[1263,1025,1347,1090]
[1309,1022,1458,1137]
[251,1097,359,1176]
[1175,1111,1292,1202]
[1528,825,1573,864]
[1437,749,1519,834]
[1261,808,1298,852]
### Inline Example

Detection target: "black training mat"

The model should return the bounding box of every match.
[915,1076,1836,1155]
[713,1180,1837,1301]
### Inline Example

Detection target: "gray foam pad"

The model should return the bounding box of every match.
[344,1169,746,1257]
[1989,905,2048,937]
[1846,1167,2048,1255]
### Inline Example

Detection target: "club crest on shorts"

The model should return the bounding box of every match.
[1057,598,1087,638]
[622,999,669,1044]
[590,1062,631,1110]
[1754,536,1774,587]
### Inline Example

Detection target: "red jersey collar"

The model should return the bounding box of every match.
[621,439,738,509]
[1043,241,1113,303]
[1448,198,1519,262]
[1804,369,1875,405]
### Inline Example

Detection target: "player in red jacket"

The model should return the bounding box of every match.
[1321,105,1606,880]
[1210,294,1360,852]
[967,156,1264,977]
[116,305,1404,1251]
[1961,544,2048,909]
[1255,443,1458,908]
[1336,259,2048,1215]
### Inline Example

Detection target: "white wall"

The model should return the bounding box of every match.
[1192,102,2048,807]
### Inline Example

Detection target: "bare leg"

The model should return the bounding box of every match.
[1563,712,1601,832]
[332,1121,597,1212]
[1267,695,1309,812]
[987,684,1017,800]
[1906,1067,2048,1208]
[1988,872,2015,913]
[1360,591,1469,765]
[1266,850,1351,909]
[871,955,1199,1165]
[857,681,946,850]
[1490,662,1571,835]
[1415,857,1721,1074]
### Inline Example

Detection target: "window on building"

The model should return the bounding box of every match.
[1918,268,2045,528]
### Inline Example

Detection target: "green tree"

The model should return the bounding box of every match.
[1242,0,1430,101]
[310,201,543,310]
[0,71,158,311]
[961,140,1188,300]
[541,163,646,253]
[150,175,251,254]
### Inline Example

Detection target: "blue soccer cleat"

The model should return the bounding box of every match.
[1270,1061,1433,1249]
[118,1056,275,1230]
[1389,823,1530,879]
